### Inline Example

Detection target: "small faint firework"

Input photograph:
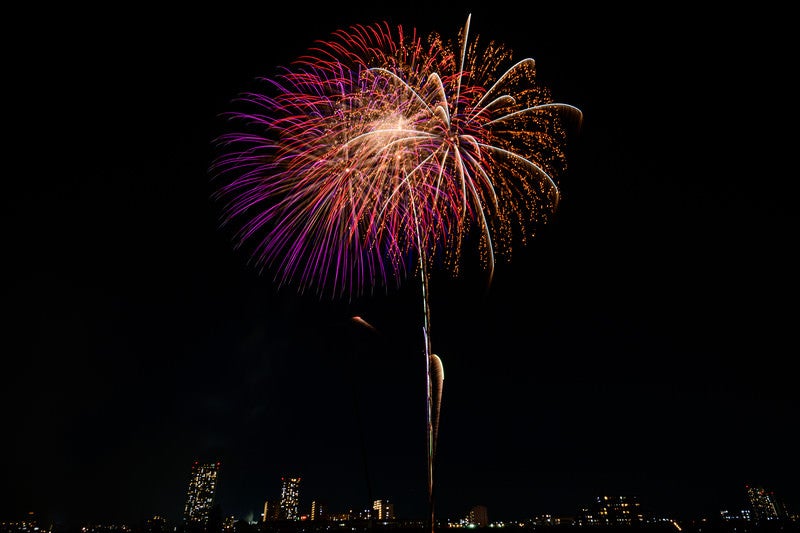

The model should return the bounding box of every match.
[210,13,581,532]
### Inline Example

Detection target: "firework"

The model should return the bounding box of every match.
[210,13,581,531]
[210,14,581,299]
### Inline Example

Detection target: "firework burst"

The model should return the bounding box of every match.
[210,14,581,299]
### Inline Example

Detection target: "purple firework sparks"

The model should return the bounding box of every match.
[210,14,581,299]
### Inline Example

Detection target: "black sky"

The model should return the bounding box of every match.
[4,1,797,529]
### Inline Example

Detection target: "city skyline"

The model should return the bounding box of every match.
[216,476,794,526]
[4,478,795,531]
[237,473,796,526]
[4,0,796,529]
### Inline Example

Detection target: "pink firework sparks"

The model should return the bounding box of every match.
[210,14,581,299]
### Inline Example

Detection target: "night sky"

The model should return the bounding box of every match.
[5,1,797,529]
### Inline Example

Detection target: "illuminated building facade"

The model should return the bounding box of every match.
[746,485,786,521]
[221,516,235,533]
[279,476,302,520]
[372,500,395,521]
[467,505,488,527]
[262,500,279,522]
[145,516,166,533]
[183,461,221,529]
[576,496,643,526]
[310,501,327,521]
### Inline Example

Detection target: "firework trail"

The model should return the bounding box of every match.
[351,315,378,333]
[210,13,581,532]
[430,353,443,463]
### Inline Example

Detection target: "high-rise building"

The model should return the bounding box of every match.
[467,505,488,528]
[746,485,786,520]
[279,476,301,520]
[184,461,221,530]
[372,500,395,521]
[310,501,327,521]
[262,500,279,522]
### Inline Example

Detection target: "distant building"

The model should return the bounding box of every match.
[262,500,280,522]
[746,485,787,520]
[279,476,302,520]
[467,505,488,528]
[0,512,43,533]
[373,500,395,521]
[184,461,221,530]
[576,495,644,526]
[310,501,327,521]
[145,515,166,533]
[326,512,351,522]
